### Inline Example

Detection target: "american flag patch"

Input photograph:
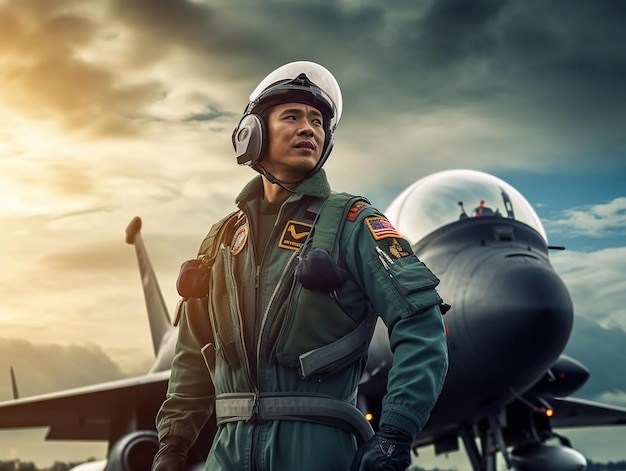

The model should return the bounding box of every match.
[365,216,402,240]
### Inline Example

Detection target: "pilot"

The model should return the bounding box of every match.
[474,199,497,217]
[152,61,449,471]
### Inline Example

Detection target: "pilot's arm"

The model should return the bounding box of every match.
[154,297,215,469]
[344,209,449,470]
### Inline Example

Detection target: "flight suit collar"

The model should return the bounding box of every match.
[236,169,332,207]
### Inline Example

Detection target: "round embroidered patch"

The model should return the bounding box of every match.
[231,223,248,255]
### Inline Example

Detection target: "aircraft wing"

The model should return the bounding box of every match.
[409,396,626,451]
[0,370,169,440]
[551,396,626,428]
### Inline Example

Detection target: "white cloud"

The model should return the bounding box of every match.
[551,247,626,330]
[545,197,626,238]
[594,390,626,408]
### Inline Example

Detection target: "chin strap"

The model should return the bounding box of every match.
[255,164,300,194]
[253,155,329,194]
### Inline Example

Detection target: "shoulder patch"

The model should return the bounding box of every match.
[279,220,312,251]
[365,216,402,240]
[347,201,370,222]
[388,238,411,258]
[230,223,248,255]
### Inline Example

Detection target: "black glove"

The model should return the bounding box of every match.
[152,441,187,471]
[351,424,412,471]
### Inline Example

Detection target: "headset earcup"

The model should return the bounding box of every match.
[233,114,264,166]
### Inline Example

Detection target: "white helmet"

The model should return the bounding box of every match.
[232,61,343,180]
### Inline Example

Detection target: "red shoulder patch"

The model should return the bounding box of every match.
[347,201,369,222]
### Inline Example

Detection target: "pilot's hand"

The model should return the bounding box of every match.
[152,441,187,471]
[351,424,412,471]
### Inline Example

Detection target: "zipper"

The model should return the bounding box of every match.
[247,198,295,469]
[253,198,287,387]
[255,248,300,384]
[253,196,308,388]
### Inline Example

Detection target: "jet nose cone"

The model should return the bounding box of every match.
[465,253,573,385]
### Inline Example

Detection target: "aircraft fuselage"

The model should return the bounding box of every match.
[361,216,574,447]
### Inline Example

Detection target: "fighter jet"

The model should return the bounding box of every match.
[362,169,626,471]
[0,169,625,471]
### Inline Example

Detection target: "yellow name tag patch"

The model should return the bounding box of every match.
[278,220,312,251]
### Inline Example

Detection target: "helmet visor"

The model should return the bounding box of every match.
[249,61,343,131]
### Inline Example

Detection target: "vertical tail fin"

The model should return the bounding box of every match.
[125,217,172,357]
[10,367,19,399]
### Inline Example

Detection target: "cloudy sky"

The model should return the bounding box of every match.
[1,0,625,468]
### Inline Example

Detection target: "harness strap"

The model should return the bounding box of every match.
[197,210,242,259]
[309,192,364,253]
[215,392,374,446]
[294,192,376,378]
[298,312,376,377]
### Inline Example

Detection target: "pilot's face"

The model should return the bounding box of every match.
[263,102,325,182]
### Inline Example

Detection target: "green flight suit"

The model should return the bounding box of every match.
[156,169,449,471]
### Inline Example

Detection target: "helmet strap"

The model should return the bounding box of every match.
[255,164,297,194]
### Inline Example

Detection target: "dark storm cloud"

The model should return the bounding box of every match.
[106,0,390,81]
[3,0,625,162]
[498,3,626,119]
[342,0,626,129]
[415,0,504,65]
[108,0,219,56]
[0,0,626,156]
[117,0,624,166]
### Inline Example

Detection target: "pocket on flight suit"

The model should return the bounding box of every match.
[275,279,363,374]
[368,252,442,318]
[208,246,241,371]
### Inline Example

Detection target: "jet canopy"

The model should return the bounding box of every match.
[384,169,547,245]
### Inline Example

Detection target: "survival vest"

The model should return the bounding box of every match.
[176,192,379,446]
[177,192,377,377]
